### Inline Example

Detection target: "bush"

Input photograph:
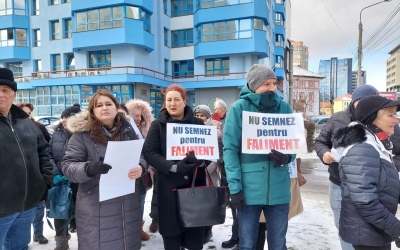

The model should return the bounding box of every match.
[304,120,315,153]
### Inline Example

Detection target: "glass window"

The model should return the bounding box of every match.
[33,29,40,46]
[52,54,61,72]
[254,18,263,30]
[7,62,23,76]
[50,20,60,40]
[171,0,193,17]
[205,57,229,75]
[164,59,169,74]
[13,0,25,15]
[34,59,42,72]
[275,56,283,68]
[0,0,12,15]
[87,9,99,31]
[275,13,284,26]
[172,60,194,78]
[164,28,168,47]
[126,6,139,19]
[142,10,151,32]
[49,0,58,5]
[89,50,111,68]
[76,12,87,32]
[64,19,72,38]
[163,0,167,14]
[199,19,255,42]
[32,0,39,15]
[275,34,283,47]
[63,0,70,3]
[276,0,282,4]
[0,28,27,47]
[99,8,111,29]
[112,6,123,28]
[15,29,26,46]
[171,29,193,48]
[65,53,75,70]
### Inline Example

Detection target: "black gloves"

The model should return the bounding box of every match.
[230,191,245,212]
[269,149,291,167]
[86,161,112,177]
[175,151,205,173]
[187,151,204,167]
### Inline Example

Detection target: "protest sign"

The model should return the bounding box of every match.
[241,111,307,154]
[166,123,219,160]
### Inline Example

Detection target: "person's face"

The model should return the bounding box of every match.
[214,105,225,117]
[93,95,118,127]
[196,113,208,123]
[166,91,186,119]
[373,107,398,136]
[21,106,32,119]
[61,117,68,128]
[133,111,142,127]
[0,85,16,116]
[254,79,277,94]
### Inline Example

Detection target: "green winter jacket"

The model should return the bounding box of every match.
[223,85,295,205]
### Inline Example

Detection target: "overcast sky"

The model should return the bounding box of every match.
[291,0,400,91]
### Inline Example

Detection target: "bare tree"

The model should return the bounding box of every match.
[292,89,318,118]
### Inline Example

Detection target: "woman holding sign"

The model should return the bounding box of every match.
[62,89,147,250]
[143,84,206,250]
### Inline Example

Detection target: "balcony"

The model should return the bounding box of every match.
[275,3,285,20]
[275,68,285,80]
[72,0,152,12]
[72,19,154,52]
[195,30,268,58]
[0,46,30,61]
[274,45,284,56]
[0,15,29,29]
[194,1,268,25]
[274,24,285,38]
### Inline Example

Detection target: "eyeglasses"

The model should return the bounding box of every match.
[0,88,14,95]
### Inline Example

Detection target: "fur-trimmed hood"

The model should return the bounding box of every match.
[67,110,130,133]
[125,99,153,137]
[332,123,367,149]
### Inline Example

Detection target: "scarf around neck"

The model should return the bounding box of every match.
[367,124,393,151]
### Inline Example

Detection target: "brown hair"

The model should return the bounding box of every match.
[161,84,187,109]
[16,102,34,112]
[87,89,123,145]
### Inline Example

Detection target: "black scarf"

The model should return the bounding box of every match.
[366,124,393,151]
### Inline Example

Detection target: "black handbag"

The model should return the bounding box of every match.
[176,166,227,228]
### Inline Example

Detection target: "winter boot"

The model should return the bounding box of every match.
[54,234,71,250]
[141,221,150,241]
[149,219,158,233]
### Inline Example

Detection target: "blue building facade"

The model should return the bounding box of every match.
[0,0,290,117]
[318,57,352,105]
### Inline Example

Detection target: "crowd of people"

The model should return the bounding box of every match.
[1,63,400,250]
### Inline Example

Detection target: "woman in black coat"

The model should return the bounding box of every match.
[143,84,206,250]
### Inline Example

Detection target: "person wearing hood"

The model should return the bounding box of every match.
[332,96,400,249]
[142,84,206,250]
[125,99,154,241]
[223,64,296,250]
[314,84,384,250]
[49,104,81,250]
[62,89,147,250]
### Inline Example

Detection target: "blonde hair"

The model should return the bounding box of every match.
[376,106,397,119]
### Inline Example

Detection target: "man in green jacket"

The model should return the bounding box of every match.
[223,64,295,250]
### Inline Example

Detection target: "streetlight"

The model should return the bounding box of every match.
[357,0,391,86]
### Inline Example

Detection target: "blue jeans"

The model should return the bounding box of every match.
[238,204,289,250]
[32,200,45,236]
[0,208,35,250]
[329,181,354,250]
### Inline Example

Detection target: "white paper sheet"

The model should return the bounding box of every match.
[99,139,145,202]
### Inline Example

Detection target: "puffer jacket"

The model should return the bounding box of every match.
[223,85,295,205]
[333,123,400,246]
[49,123,71,175]
[0,105,53,216]
[62,111,146,250]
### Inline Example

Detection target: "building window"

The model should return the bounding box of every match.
[15,89,31,104]
[275,13,284,26]
[32,0,39,15]
[275,56,283,68]
[163,0,167,14]
[0,0,26,15]
[126,6,151,32]
[187,91,195,109]
[50,20,60,40]
[49,0,58,5]
[309,92,314,102]
[64,19,72,38]
[51,54,61,72]
[6,62,23,76]
[172,60,194,78]
[33,59,42,72]
[63,0,70,3]
[65,53,75,70]
[205,57,229,75]
[150,89,163,118]
[309,82,314,88]
[198,19,255,43]
[171,0,193,17]
[164,59,169,74]
[275,34,283,47]
[0,29,26,47]
[276,0,283,4]
[32,29,40,47]
[36,86,51,116]
[254,18,263,30]
[171,29,193,48]
[89,50,111,68]
[197,0,252,9]
[164,28,168,47]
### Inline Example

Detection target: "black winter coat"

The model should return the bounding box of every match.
[333,124,400,246]
[142,106,206,236]
[49,124,70,176]
[0,105,53,216]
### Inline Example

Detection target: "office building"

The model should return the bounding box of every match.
[0,0,290,117]
[387,44,400,93]
[291,40,308,70]
[351,70,366,93]
[318,57,352,105]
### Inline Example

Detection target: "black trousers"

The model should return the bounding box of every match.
[353,245,391,250]
[162,228,205,250]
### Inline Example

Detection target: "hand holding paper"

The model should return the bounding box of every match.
[128,166,143,180]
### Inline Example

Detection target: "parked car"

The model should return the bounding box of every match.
[34,116,60,127]
[311,115,330,130]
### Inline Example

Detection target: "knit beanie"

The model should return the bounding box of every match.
[61,103,81,118]
[351,85,379,104]
[247,64,276,92]
[0,68,17,92]
[355,96,400,125]
[194,105,212,119]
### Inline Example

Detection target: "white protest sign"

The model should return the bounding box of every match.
[241,111,307,154]
[166,123,219,160]
[288,160,297,178]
